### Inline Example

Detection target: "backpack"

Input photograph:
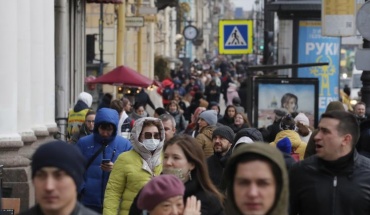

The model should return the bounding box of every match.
[162,86,174,100]
[121,116,133,132]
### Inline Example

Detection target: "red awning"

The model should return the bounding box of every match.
[86,0,123,4]
[86,65,154,88]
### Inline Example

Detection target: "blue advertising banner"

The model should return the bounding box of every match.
[298,21,340,116]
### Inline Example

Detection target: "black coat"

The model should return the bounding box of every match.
[207,149,232,189]
[289,151,370,215]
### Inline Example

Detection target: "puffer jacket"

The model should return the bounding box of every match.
[19,202,100,215]
[270,130,307,160]
[196,125,216,158]
[103,117,164,215]
[290,151,370,215]
[76,108,132,210]
[222,143,289,215]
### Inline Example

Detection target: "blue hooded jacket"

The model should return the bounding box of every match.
[76,108,132,209]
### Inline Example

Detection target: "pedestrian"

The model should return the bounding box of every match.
[183,107,206,137]
[196,110,218,158]
[294,112,312,143]
[226,83,240,106]
[232,127,264,150]
[110,99,127,134]
[19,140,100,215]
[354,101,367,124]
[270,114,307,160]
[207,126,235,189]
[76,108,132,213]
[67,92,93,142]
[162,135,224,215]
[166,100,187,133]
[103,117,165,215]
[290,110,370,215]
[153,107,167,118]
[266,108,288,142]
[230,112,251,133]
[222,143,289,215]
[98,93,113,110]
[218,105,237,127]
[159,113,177,143]
[135,87,156,111]
[137,175,201,215]
[131,102,149,120]
[70,110,96,144]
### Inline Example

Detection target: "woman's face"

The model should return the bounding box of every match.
[136,106,145,116]
[234,114,244,126]
[139,125,159,143]
[284,98,296,113]
[163,143,194,182]
[149,196,184,215]
[227,107,236,118]
[85,114,96,131]
[197,118,208,130]
[169,103,178,113]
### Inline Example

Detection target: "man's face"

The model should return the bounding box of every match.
[162,120,176,142]
[355,104,366,117]
[314,118,350,161]
[212,135,231,155]
[84,114,96,131]
[233,161,276,215]
[33,167,76,214]
[98,124,114,139]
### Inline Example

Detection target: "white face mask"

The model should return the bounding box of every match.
[142,139,160,151]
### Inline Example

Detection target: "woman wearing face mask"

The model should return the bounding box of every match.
[137,174,201,215]
[163,135,224,215]
[129,134,224,215]
[103,117,165,215]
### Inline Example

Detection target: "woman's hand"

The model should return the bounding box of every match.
[183,196,201,215]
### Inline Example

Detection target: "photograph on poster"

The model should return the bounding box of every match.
[254,78,319,128]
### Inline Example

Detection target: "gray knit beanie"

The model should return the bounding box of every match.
[199,110,218,126]
[212,126,235,143]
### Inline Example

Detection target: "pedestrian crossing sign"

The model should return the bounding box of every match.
[219,20,253,54]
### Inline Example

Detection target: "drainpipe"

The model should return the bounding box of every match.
[55,0,70,139]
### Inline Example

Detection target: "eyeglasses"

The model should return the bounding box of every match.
[86,120,95,123]
[143,132,160,139]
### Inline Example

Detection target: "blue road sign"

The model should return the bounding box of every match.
[219,20,253,54]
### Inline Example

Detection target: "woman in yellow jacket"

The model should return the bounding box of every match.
[270,115,307,160]
[103,117,165,215]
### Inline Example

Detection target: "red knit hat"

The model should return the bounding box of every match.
[137,175,185,211]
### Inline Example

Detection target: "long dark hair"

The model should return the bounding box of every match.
[164,134,224,203]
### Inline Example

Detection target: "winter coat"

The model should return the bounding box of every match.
[205,82,221,103]
[196,125,216,158]
[169,110,187,133]
[226,85,239,106]
[289,151,370,215]
[135,89,155,110]
[19,202,100,215]
[207,149,232,189]
[76,108,132,210]
[270,130,307,160]
[223,143,289,215]
[70,123,92,144]
[356,119,370,158]
[103,117,165,215]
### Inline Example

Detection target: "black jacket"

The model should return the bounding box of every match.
[289,151,370,215]
[19,202,100,215]
[207,149,232,189]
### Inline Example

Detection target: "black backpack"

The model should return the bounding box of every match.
[162,86,174,100]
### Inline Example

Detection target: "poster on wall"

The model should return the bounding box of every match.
[297,20,340,116]
[254,77,319,129]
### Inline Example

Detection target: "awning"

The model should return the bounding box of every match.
[86,0,123,4]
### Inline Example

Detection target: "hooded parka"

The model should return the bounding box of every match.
[223,143,289,215]
[103,117,165,215]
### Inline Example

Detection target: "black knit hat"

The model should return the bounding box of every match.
[31,140,86,187]
[212,126,235,143]
[234,128,264,144]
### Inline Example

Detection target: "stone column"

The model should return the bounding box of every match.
[30,0,49,142]
[43,0,58,136]
[0,0,32,211]
[17,0,37,160]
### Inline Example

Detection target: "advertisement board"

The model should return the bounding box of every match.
[297,21,340,116]
[254,77,319,129]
